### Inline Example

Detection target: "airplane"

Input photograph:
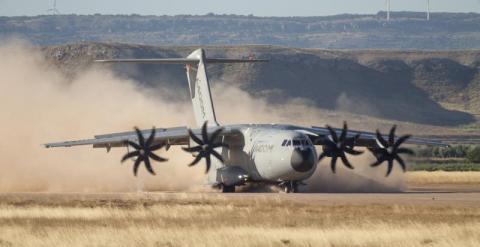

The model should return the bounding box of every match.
[45,48,446,193]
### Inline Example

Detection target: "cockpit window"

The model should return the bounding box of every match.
[281,140,288,146]
[292,140,301,146]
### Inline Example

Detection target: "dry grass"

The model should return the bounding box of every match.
[406,171,480,186]
[0,193,479,247]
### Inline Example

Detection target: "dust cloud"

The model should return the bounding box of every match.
[0,40,203,192]
[0,40,405,193]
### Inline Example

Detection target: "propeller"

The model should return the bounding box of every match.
[121,127,168,176]
[368,125,415,177]
[317,121,363,173]
[182,122,228,173]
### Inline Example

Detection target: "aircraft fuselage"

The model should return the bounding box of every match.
[207,125,318,186]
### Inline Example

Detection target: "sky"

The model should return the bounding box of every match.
[1,0,480,17]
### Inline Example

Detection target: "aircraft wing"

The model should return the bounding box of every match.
[44,126,238,150]
[298,126,447,147]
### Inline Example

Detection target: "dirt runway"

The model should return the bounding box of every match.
[1,185,479,207]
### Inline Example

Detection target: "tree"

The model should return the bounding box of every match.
[467,146,480,163]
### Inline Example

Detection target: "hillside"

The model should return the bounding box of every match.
[42,43,480,131]
[1,12,480,49]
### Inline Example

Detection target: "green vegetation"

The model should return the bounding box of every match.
[408,162,480,172]
[414,145,480,163]
[414,145,471,159]
[410,145,480,171]
[467,146,480,163]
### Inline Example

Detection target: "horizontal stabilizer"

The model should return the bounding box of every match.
[95,58,268,64]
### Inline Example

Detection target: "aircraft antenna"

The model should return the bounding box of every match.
[47,0,60,15]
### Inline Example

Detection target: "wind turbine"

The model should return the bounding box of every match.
[426,0,430,21]
[386,0,391,21]
[47,0,60,15]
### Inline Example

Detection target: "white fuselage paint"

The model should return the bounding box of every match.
[207,125,318,184]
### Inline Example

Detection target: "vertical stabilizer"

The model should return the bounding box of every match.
[186,49,219,127]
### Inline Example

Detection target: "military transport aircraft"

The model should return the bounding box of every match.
[45,49,446,193]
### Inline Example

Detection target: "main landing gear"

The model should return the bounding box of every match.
[282,181,299,193]
[221,184,235,193]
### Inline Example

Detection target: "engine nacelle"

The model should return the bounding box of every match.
[216,166,249,186]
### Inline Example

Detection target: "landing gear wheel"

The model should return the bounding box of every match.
[222,185,235,193]
[283,181,299,193]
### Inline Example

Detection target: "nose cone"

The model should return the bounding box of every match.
[291,148,316,172]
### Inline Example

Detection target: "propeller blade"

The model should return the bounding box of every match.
[183,121,228,172]
[121,150,140,163]
[370,159,383,167]
[188,155,203,167]
[386,159,394,177]
[135,127,146,146]
[394,135,412,149]
[133,156,144,176]
[376,130,388,148]
[211,150,224,163]
[326,125,339,143]
[388,125,397,146]
[395,154,407,172]
[145,127,156,147]
[330,156,338,173]
[122,126,168,177]
[205,155,211,173]
[125,140,141,150]
[345,148,364,155]
[340,154,354,170]
[144,157,156,175]
[201,122,209,143]
[210,128,224,143]
[340,121,348,141]
[188,129,204,146]
[149,152,168,162]
[319,121,363,173]
[150,143,166,151]
[370,126,414,177]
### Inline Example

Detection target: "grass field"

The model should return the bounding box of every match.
[406,171,480,186]
[0,194,479,247]
[0,171,479,247]
[409,162,480,172]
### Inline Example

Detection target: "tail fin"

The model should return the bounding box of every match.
[186,49,218,127]
[96,49,267,127]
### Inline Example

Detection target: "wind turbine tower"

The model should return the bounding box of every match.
[426,0,430,20]
[386,0,391,21]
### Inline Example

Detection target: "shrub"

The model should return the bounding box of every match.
[467,146,480,163]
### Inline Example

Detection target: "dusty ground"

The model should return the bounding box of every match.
[0,172,479,247]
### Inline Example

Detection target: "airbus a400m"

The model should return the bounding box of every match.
[45,49,445,193]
